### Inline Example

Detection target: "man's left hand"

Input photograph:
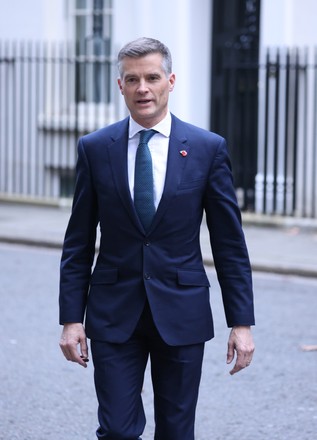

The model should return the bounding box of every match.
[226,326,255,375]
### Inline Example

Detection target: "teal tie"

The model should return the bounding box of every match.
[134,129,157,231]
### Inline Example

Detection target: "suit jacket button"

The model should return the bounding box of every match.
[144,273,151,280]
[144,241,150,246]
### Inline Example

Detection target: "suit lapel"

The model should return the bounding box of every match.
[107,119,143,229]
[149,116,190,231]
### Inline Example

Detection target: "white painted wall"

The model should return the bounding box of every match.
[0,0,68,41]
[260,0,317,48]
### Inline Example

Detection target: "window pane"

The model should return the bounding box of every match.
[103,13,111,38]
[94,0,103,10]
[76,16,86,47]
[76,0,87,9]
[104,0,112,8]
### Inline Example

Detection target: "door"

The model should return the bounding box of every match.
[211,0,261,210]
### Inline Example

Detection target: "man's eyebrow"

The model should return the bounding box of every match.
[124,72,163,79]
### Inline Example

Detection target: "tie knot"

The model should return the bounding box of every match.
[139,129,157,145]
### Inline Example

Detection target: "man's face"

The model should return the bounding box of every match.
[117,53,175,128]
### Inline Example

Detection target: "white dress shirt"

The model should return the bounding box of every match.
[128,112,171,209]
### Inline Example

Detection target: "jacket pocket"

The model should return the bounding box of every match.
[90,268,118,285]
[177,269,210,287]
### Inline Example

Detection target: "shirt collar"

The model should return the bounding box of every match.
[129,112,172,139]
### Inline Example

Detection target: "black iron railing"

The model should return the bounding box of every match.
[256,47,317,218]
[0,40,118,201]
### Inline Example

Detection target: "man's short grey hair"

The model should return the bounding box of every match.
[117,37,172,78]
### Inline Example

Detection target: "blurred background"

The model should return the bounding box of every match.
[0,0,317,219]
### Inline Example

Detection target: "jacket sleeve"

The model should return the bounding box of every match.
[203,137,255,327]
[59,137,99,324]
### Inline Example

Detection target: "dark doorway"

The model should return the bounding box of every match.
[210,0,261,210]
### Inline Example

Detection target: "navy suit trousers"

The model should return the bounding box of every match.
[91,300,205,440]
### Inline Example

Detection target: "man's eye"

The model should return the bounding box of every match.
[126,77,137,83]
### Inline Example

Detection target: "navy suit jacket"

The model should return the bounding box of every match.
[59,114,254,346]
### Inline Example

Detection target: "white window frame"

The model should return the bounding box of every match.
[70,0,115,130]
[38,0,116,133]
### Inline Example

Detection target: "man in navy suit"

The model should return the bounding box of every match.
[59,37,255,440]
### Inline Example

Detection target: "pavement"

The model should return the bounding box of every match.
[1,200,317,277]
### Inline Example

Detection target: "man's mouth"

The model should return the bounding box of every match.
[136,99,152,104]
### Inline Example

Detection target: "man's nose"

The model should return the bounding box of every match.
[137,80,149,93]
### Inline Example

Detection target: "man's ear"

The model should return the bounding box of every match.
[169,73,176,92]
[117,78,124,95]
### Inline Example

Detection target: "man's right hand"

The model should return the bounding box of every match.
[59,323,89,368]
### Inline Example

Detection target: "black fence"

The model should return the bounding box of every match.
[256,47,317,218]
[0,41,316,218]
[0,40,120,201]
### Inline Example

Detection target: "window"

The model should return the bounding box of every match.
[73,0,113,103]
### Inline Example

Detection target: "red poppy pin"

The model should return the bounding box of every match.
[179,150,188,157]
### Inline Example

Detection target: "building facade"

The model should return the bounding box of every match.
[0,0,316,218]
